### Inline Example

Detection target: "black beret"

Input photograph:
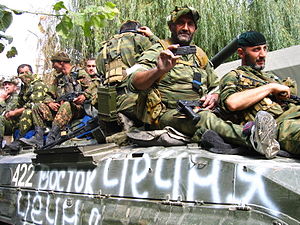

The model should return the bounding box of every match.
[238,31,266,47]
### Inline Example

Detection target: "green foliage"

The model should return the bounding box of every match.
[6,46,17,58]
[54,1,119,41]
[0,5,19,58]
[0,5,13,32]
[60,0,299,62]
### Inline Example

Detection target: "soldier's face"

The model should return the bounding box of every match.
[52,61,64,73]
[18,66,31,75]
[239,44,267,71]
[170,14,196,46]
[18,66,32,84]
[85,60,97,75]
[3,82,17,94]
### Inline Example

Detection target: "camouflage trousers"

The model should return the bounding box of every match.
[117,92,139,123]
[276,105,300,154]
[32,102,85,129]
[0,116,16,137]
[157,109,250,148]
[0,109,33,137]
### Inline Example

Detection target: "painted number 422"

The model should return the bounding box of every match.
[12,164,34,187]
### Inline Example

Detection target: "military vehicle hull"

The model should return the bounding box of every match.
[0,144,299,224]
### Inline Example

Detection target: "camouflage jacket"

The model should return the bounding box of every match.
[44,67,96,104]
[96,32,159,79]
[129,39,219,109]
[18,75,51,109]
[0,92,19,115]
[219,66,297,123]
[96,32,159,112]
[84,73,101,106]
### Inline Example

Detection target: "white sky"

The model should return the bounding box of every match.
[0,0,58,77]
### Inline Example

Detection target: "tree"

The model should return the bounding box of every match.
[59,0,299,62]
[0,1,119,61]
[0,4,20,58]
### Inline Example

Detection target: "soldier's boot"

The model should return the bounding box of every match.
[249,111,280,159]
[3,141,22,155]
[45,124,61,146]
[0,136,3,154]
[19,126,45,149]
[0,136,3,150]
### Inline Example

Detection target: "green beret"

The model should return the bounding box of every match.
[238,31,266,47]
[50,52,71,62]
[167,6,199,26]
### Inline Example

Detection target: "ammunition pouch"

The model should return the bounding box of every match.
[244,97,284,121]
[136,88,166,125]
[104,58,128,85]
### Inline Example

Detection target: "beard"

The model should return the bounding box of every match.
[245,54,265,71]
[171,31,194,46]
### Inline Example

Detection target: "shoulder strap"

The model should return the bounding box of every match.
[195,47,208,69]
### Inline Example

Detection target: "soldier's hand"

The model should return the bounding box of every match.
[4,110,17,119]
[138,26,153,37]
[48,102,60,111]
[157,45,181,74]
[0,91,9,101]
[200,93,219,110]
[268,83,290,100]
[73,94,86,105]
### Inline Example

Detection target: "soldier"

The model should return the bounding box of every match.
[96,20,159,127]
[129,7,277,158]
[219,31,299,156]
[85,58,98,77]
[84,58,101,109]
[0,77,19,149]
[4,64,50,153]
[21,52,95,148]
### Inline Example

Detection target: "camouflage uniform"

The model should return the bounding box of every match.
[219,65,300,154]
[96,31,159,121]
[32,67,93,129]
[17,73,51,135]
[129,40,251,147]
[0,92,19,137]
[87,73,101,107]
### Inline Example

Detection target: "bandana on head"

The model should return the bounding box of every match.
[167,6,199,26]
[238,31,266,47]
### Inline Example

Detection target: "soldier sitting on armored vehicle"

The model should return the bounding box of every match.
[128,6,276,158]
[96,20,159,132]
[219,31,300,158]
[84,57,102,111]
[4,64,51,153]
[20,52,97,149]
[0,77,19,150]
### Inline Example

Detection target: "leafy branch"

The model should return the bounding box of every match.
[0,1,119,58]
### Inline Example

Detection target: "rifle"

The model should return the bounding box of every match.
[56,92,84,102]
[172,46,197,55]
[238,74,300,105]
[176,100,203,122]
[40,117,104,150]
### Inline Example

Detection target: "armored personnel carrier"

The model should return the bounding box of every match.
[0,45,299,225]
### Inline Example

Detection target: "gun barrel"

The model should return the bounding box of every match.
[210,36,239,69]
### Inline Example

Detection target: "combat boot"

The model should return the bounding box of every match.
[3,140,23,155]
[249,111,280,159]
[19,126,45,149]
[45,124,61,146]
[0,136,3,150]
